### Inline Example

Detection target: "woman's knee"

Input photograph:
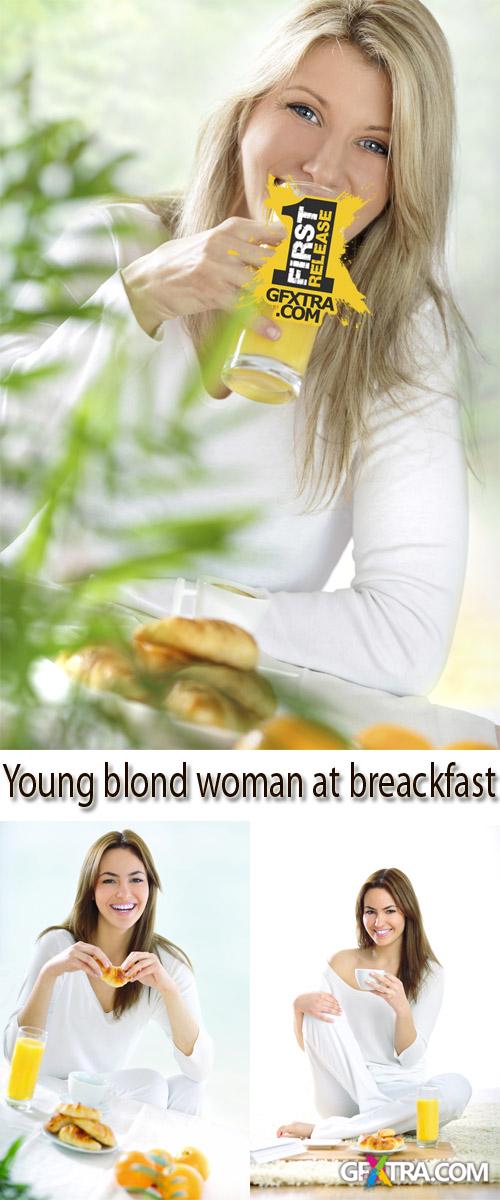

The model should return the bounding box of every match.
[133,1068,170,1107]
[107,1067,169,1107]
[448,1073,472,1117]
[166,1073,206,1116]
[303,1013,332,1046]
[434,1072,472,1122]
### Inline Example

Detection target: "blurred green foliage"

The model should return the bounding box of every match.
[0,73,260,748]
[0,1137,47,1200]
[0,71,349,749]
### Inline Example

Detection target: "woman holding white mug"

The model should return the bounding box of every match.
[278,867,471,1139]
[3,829,213,1112]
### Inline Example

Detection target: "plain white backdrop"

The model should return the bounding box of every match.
[0,821,249,1131]
[250,818,500,1141]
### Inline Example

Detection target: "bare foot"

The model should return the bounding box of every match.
[276,1122,314,1139]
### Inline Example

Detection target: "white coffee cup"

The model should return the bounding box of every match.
[173,575,270,635]
[68,1071,112,1109]
[355,968,386,991]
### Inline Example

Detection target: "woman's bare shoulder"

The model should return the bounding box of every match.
[328,948,359,970]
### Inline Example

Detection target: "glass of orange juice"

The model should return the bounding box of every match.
[222,179,340,404]
[416,1086,440,1148]
[6,1026,48,1110]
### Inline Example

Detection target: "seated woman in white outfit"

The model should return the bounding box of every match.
[3,829,213,1113]
[277,867,471,1140]
[0,0,469,696]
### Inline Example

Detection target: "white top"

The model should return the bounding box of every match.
[3,929,213,1082]
[0,202,468,694]
[324,961,444,1085]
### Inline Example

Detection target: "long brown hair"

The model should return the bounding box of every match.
[355,867,440,1001]
[145,0,470,507]
[41,829,191,1018]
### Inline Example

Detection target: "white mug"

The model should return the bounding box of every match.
[68,1070,113,1109]
[355,968,386,991]
[173,575,270,635]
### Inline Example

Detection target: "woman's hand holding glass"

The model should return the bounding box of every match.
[121,950,178,995]
[368,971,409,1014]
[121,217,285,338]
[293,991,342,1021]
[43,941,111,981]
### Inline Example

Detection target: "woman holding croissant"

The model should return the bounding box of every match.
[278,868,471,1140]
[3,830,213,1112]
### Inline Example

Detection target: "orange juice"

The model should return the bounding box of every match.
[223,310,319,404]
[222,179,341,404]
[7,1032,46,1104]
[416,1097,439,1144]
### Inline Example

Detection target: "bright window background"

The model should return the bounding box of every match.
[250,818,500,1142]
[2,0,498,717]
[0,822,249,1131]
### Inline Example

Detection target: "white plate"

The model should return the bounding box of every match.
[42,1128,118,1155]
[351,1140,406,1155]
[31,656,294,747]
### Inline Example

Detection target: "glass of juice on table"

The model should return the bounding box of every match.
[6,1026,47,1110]
[222,179,340,404]
[416,1086,440,1148]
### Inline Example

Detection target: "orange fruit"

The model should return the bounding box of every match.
[155,1162,204,1199]
[356,723,433,750]
[175,1146,210,1180]
[149,1147,174,1169]
[237,714,349,749]
[443,741,496,750]
[115,1150,158,1190]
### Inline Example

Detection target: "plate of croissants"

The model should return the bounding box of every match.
[43,1102,118,1153]
[44,615,278,744]
[354,1129,406,1154]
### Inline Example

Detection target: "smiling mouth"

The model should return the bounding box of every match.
[110,904,136,912]
[374,929,391,936]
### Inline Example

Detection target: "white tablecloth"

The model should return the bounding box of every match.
[0,1079,247,1200]
[294,663,498,748]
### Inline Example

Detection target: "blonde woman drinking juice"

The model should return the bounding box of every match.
[1,0,468,696]
[3,830,213,1112]
[277,868,471,1140]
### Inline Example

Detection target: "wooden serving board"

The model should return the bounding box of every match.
[284,1141,454,1163]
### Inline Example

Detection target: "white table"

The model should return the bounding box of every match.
[33,629,499,749]
[294,663,499,748]
[0,1077,248,1200]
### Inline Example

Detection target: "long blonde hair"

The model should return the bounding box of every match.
[41,828,191,1018]
[148,0,465,505]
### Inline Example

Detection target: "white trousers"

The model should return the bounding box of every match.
[103,1068,205,1115]
[303,1014,471,1138]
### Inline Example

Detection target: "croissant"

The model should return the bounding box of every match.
[58,1102,101,1121]
[357,1129,404,1153]
[73,1116,116,1148]
[100,964,128,988]
[58,1123,102,1151]
[44,1113,71,1134]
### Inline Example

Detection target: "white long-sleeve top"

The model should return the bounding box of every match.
[3,929,213,1083]
[0,202,468,694]
[324,961,444,1086]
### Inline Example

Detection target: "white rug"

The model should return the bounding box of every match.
[250,1104,500,1187]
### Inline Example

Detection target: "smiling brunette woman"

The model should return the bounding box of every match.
[277,868,471,1139]
[2,0,469,696]
[3,830,213,1112]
